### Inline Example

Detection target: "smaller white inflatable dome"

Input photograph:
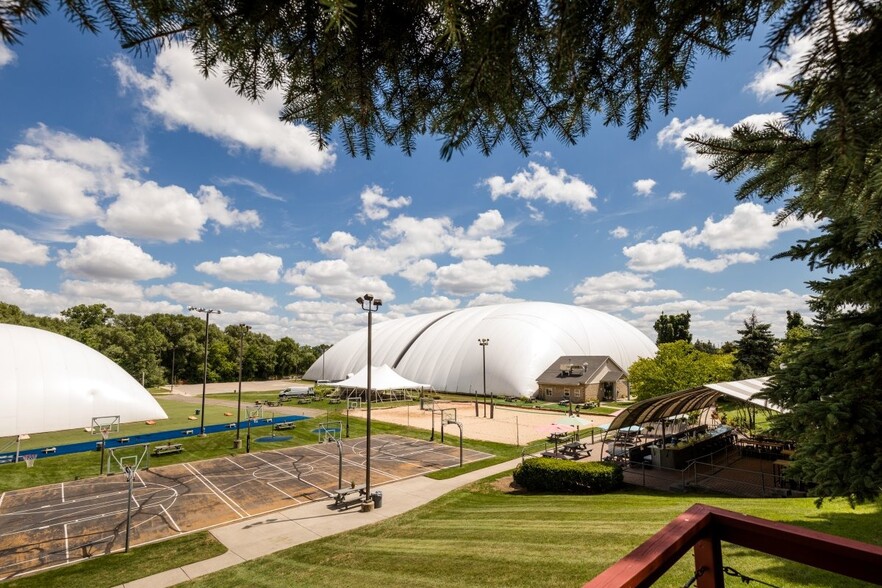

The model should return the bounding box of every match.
[0,324,168,437]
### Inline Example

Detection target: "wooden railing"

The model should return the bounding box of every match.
[583,503,882,587]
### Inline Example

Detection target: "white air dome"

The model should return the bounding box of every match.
[304,302,657,397]
[0,324,168,437]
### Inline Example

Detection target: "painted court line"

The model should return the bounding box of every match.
[63,523,69,562]
[182,462,249,518]
[250,453,331,497]
[224,456,247,470]
[60,482,65,503]
[159,504,181,533]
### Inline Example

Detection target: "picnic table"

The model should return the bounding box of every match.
[540,451,569,459]
[152,443,183,456]
[273,421,296,431]
[331,484,367,506]
[560,442,592,459]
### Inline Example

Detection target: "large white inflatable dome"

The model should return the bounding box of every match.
[0,324,168,437]
[304,302,657,397]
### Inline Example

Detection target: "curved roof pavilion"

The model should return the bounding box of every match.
[605,377,782,432]
[304,302,657,398]
[0,324,168,437]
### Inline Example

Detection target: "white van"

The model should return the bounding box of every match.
[279,387,315,400]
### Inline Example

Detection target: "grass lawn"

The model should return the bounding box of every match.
[182,479,882,588]
[4,531,226,588]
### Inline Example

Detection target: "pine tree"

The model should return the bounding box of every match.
[733,312,777,376]
[691,3,882,502]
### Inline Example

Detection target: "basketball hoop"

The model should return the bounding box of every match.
[21,454,37,468]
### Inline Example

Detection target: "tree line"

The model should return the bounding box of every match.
[0,302,326,387]
[630,310,810,400]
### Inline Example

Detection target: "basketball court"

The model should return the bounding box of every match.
[0,434,490,579]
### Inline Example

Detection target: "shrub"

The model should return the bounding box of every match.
[513,458,624,494]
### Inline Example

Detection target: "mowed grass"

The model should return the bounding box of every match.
[4,532,226,588]
[183,479,882,588]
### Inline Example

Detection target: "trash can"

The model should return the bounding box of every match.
[195,409,201,415]
[371,491,383,509]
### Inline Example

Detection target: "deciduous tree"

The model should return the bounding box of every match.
[629,341,734,400]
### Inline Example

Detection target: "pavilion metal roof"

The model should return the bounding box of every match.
[606,377,781,431]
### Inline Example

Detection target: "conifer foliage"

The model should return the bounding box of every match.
[691,2,882,502]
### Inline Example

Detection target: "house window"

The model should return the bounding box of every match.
[545,388,552,398]
[563,389,570,398]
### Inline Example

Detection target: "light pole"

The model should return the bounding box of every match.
[124,465,134,552]
[357,293,382,511]
[479,338,490,418]
[234,323,250,449]
[188,306,222,436]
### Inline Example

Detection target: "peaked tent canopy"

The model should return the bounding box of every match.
[334,365,431,391]
[0,324,168,437]
[606,377,779,432]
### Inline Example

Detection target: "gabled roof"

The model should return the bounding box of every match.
[535,356,625,386]
[605,377,780,431]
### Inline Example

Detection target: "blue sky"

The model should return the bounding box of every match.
[0,12,818,346]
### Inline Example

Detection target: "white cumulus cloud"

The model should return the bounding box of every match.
[432,259,549,296]
[114,46,334,173]
[484,162,597,212]
[610,226,629,239]
[0,229,50,265]
[633,179,656,196]
[657,113,784,173]
[195,253,283,282]
[149,282,277,312]
[57,235,175,281]
[359,185,412,221]
[572,271,682,311]
[747,35,816,100]
[622,202,816,273]
[0,125,127,221]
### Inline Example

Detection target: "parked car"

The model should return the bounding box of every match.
[279,387,315,400]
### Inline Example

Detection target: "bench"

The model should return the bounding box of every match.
[328,398,341,404]
[273,421,296,431]
[297,398,313,404]
[331,484,366,506]
[540,451,569,460]
[152,443,183,456]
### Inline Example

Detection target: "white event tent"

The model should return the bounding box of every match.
[0,324,168,438]
[334,364,431,391]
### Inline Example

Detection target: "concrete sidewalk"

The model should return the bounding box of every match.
[116,456,527,588]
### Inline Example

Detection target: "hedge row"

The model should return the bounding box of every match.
[513,458,624,494]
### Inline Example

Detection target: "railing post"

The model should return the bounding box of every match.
[694,535,724,588]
